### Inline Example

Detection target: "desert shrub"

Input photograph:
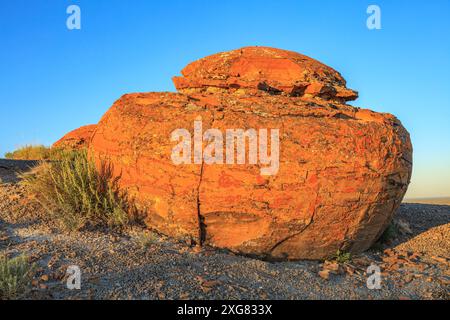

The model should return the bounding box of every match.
[137,231,158,249]
[21,149,136,231]
[0,254,36,300]
[4,145,54,160]
[4,145,71,161]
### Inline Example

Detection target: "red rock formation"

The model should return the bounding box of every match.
[173,47,358,102]
[53,124,97,150]
[85,47,412,260]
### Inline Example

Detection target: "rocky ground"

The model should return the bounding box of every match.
[0,159,448,300]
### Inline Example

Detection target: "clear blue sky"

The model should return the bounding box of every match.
[1,0,449,198]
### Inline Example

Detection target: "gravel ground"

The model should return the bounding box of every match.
[0,160,448,300]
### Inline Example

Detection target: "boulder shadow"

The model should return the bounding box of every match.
[375,202,450,251]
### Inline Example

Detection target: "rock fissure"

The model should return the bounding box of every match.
[196,160,206,245]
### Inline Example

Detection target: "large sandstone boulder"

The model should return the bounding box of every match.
[53,124,97,150]
[86,47,412,260]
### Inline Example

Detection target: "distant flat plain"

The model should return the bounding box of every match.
[403,197,450,205]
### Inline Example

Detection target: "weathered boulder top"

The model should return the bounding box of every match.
[53,124,97,149]
[172,46,358,101]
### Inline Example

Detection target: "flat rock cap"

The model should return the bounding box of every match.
[173,46,358,101]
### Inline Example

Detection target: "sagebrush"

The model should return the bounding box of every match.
[0,254,35,300]
[21,149,137,231]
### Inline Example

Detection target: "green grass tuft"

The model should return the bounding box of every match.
[0,254,36,300]
[21,149,137,231]
[334,249,351,263]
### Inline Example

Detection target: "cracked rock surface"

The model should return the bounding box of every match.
[64,47,412,260]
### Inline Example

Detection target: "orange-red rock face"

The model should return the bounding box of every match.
[90,88,412,260]
[53,46,412,260]
[53,124,97,150]
[173,47,358,102]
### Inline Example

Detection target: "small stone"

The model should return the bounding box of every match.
[318,269,330,280]
[191,245,202,254]
[202,280,220,288]
[408,252,421,261]
[324,261,340,273]
[396,219,413,234]
[344,265,355,276]
[431,256,448,264]
[179,292,190,300]
[157,292,165,299]
[404,274,414,283]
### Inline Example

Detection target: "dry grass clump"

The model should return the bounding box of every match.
[137,231,158,249]
[21,149,137,231]
[4,145,56,160]
[0,254,36,300]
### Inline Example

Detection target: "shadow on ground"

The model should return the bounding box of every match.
[0,159,39,183]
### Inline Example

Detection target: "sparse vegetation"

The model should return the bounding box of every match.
[137,231,158,249]
[21,149,137,231]
[333,249,351,263]
[370,222,399,251]
[4,145,55,160]
[0,254,36,300]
